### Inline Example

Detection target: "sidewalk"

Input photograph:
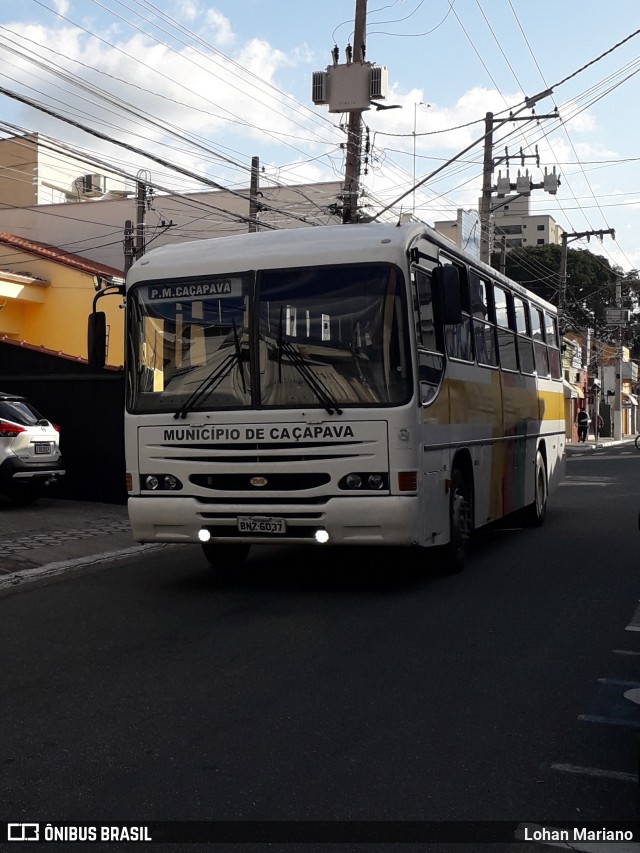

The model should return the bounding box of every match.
[0,496,166,596]
[566,434,637,451]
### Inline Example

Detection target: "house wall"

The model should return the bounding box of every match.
[0,182,345,271]
[0,254,124,367]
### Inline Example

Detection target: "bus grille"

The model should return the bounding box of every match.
[190,473,330,491]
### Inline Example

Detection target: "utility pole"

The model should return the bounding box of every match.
[312,0,390,222]
[342,0,367,223]
[123,220,135,275]
[479,109,559,265]
[134,179,146,262]
[614,278,623,441]
[249,156,260,233]
[123,176,153,275]
[479,112,495,265]
[499,235,507,275]
[558,228,615,332]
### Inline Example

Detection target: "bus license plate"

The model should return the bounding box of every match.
[34,443,52,454]
[237,516,286,534]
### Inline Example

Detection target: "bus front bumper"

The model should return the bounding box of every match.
[127,494,427,548]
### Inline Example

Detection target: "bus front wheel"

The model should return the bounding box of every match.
[522,450,547,527]
[201,542,251,570]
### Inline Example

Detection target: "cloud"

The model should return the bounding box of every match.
[203,9,235,48]
[368,85,528,155]
[51,0,70,14]
[0,12,332,196]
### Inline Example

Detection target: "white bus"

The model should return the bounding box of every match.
[117,221,565,572]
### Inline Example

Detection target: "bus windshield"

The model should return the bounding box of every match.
[127,262,412,414]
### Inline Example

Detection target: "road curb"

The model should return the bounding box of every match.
[0,542,172,598]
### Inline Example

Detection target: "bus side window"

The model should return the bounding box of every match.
[545,311,562,379]
[414,269,438,351]
[470,272,498,367]
[513,295,535,375]
[531,306,550,376]
[494,286,518,371]
[443,262,473,362]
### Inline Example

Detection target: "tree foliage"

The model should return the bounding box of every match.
[492,244,640,357]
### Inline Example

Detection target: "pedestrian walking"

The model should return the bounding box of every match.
[576,408,590,443]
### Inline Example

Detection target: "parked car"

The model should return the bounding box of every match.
[0,391,65,504]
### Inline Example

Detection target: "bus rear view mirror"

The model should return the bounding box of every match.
[88,311,107,369]
[432,266,462,325]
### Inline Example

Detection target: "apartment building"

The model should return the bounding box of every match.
[491,194,564,250]
[0,132,128,206]
[434,196,563,255]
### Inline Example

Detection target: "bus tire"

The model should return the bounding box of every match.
[442,466,472,573]
[523,450,547,527]
[201,542,251,570]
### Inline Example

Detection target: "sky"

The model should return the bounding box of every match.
[2,0,640,277]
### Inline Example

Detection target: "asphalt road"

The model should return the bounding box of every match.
[1,442,640,852]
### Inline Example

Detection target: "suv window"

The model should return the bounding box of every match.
[0,400,43,426]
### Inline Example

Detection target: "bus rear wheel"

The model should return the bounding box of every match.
[442,467,472,573]
[201,542,251,570]
[522,450,547,527]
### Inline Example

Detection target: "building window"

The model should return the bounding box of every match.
[536,224,544,231]
[536,239,545,245]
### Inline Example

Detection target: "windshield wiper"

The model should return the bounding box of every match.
[231,318,247,395]
[276,310,342,416]
[173,352,238,419]
[174,320,248,419]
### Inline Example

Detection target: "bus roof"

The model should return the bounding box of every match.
[127,220,558,314]
[128,222,426,281]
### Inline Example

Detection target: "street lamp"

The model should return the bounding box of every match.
[413,102,431,215]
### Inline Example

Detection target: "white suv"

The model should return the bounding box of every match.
[0,391,65,504]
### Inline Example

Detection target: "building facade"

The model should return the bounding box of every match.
[0,132,128,207]
[435,197,563,255]
[0,233,124,367]
[492,194,564,251]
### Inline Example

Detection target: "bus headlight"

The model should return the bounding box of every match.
[339,472,388,491]
[143,474,183,491]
